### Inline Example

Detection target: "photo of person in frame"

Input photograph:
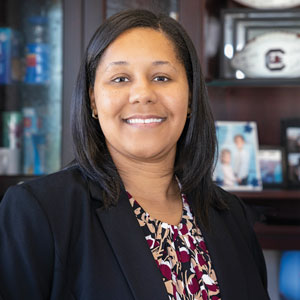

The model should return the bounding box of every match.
[232,134,250,185]
[213,121,262,191]
[286,127,300,152]
[220,148,238,187]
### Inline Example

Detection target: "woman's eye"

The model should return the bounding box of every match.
[113,77,129,83]
[153,76,169,82]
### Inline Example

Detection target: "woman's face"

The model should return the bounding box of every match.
[90,27,189,162]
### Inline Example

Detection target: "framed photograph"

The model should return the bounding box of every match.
[258,146,286,188]
[281,119,300,187]
[213,121,262,191]
[221,9,300,78]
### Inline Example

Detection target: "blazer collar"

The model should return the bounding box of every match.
[89,179,249,300]
[89,179,168,300]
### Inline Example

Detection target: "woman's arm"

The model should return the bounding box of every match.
[0,185,54,299]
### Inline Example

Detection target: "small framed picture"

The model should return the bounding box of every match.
[258,146,286,188]
[281,119,300,188]
[213,121,262,191]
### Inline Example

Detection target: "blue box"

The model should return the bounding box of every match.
[0,28,21,84]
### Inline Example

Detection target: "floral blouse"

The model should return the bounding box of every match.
[128,192,221,300]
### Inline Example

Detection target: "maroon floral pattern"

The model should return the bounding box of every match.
[128,193,221,300]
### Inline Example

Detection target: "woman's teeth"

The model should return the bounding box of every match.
[126,118,164,124]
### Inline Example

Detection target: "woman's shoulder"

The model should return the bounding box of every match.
[211,184,254,233]
[212,184,244,212]
[27,164,84,186]
[1,165,98,243]
[25,164,85,187]
[212,184,259,247]
[2,165,90,209]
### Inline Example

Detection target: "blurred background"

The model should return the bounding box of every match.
[0,1,300,299]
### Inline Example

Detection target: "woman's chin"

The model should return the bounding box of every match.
[106,139,176,163]
[126,148,170,162]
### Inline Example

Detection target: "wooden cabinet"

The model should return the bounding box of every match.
[202,0,300,249]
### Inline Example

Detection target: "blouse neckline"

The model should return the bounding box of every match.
[127,191,193,231]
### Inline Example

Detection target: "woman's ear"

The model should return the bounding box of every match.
[89,87,96,110]
[89,87,99,119]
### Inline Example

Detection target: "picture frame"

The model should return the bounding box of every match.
[258,146,286,188]
[281,118,300,188]
[235,18,300,51]
[213,121,262,191]
[221,9,300,78]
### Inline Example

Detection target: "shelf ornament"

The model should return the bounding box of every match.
[231,32,300,78]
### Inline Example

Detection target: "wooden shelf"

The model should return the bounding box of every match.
[203,0,300,251]
[254,222,300,250]
[235,190,300,225]
[206,78,300,88]
[235,190,300,202]
[233,190,300,249]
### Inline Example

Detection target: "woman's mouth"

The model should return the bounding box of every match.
[123,115,166,127]
[125,118,164,124]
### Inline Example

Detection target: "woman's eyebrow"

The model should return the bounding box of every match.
[152,61,177,71]
[104,60,177,71]
[105,61,128,71]
[152,60,169,66]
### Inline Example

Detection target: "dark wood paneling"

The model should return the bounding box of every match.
[61,0,83,167]
[179,0,204,62]
[83,0,104,49]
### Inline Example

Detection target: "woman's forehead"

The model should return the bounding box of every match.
[98,27,180,66]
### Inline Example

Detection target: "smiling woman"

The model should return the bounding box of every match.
[0,9,270,300]
[89,27,189,163]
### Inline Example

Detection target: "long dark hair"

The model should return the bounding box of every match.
[71,9,225,227]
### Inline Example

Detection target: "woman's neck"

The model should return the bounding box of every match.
[108,146,179,205]
[108,145,183,225]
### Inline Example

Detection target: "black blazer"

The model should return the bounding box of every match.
[0,166,270,300]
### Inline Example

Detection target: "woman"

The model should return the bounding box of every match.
[0,9,269,300]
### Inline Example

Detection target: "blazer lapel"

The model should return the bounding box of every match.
[89,181,168,300]
[196,205,249,300]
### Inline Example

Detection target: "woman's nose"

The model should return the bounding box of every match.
[128,79,157,104]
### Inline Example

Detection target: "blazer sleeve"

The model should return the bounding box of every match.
[0,185,54,299]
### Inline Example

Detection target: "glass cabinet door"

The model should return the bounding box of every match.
[0,0,63,175]
[104,0,179,20]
